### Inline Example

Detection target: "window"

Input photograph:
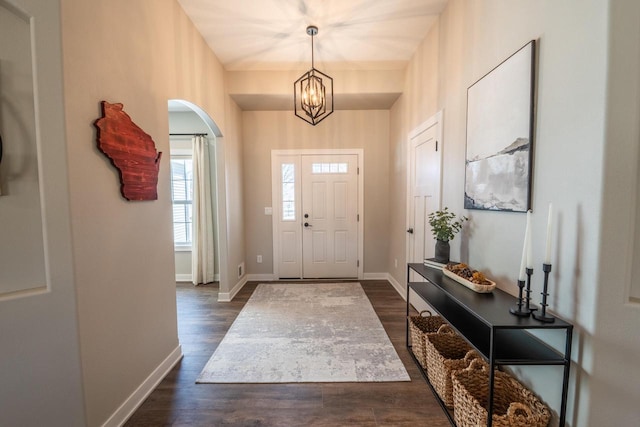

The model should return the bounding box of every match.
[170,156,193,247]
[311,162,348,174]
[281,163,295,221]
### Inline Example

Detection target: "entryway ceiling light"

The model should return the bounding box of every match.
[294,25,334,126]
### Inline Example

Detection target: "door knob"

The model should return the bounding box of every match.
[407,227,414,234]
[304,222,312,228]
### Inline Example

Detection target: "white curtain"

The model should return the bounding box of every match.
[191,135,215,285]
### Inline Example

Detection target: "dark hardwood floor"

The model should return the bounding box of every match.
[125,280,450,426]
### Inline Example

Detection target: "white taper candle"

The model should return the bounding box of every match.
[544,203,553,264]
[519,214,530,281]
[526,210,533,269]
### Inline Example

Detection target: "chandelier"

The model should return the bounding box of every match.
[294,26,333,125]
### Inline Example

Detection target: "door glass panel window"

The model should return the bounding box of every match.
[282,163,295,221]
[311,162,348,174]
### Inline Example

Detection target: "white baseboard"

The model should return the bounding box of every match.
[218,276,248,302]
[102,345,183,427]
[176,273,220,283]
[363,272,389,280]
[216,272,405,302]
[246,273,276,281]
[385,272,433,313]
[386,273,406,301]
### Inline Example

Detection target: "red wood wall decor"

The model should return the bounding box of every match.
[94,101,162,201]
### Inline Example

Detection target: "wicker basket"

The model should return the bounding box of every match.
[424,324,476,407]
[408,310,447,370]
[452,359,551,427]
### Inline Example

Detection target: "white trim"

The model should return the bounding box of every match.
[246,273,276,282]
[406,110,444,269]
[386,273,406,300]
[102,345,183,427]
[218,276,248,302]
[273,149,365,156]
[361,272,405,301]
[213,136,230,299]
[174,245,192,252]
[271,155,279,279]
[169,148,192,156]
[408,111,444,140]
[357,155,364,280]
[385,270,435,314]
[215,271,409,305]
[175,273,219,283]
[363,272,390,280]
[271,149,364,280]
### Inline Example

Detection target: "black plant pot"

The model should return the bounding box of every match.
[434,240,450,264]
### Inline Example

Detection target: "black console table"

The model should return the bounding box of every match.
[406,263,573,427]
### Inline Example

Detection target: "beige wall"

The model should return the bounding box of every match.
[60,0,242,424]
[221,95,247,294]
[242,110,390,276]
[386,0,640,426]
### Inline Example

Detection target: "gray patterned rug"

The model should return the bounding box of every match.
[197,282,410,383]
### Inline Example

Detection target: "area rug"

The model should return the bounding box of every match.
[197,282,410,383]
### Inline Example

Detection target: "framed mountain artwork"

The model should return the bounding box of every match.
[464,40,536,212]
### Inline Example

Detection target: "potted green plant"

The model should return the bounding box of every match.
[428,207,468,263]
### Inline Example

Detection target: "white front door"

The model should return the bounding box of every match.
[272,151,361,279]
[301,154,358,278]
[407,114,442,281]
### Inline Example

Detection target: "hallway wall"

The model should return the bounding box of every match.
[388,0,610,425]
[60,0,242,424]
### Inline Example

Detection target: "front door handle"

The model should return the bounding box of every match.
[304,222,312,228]
[407,227,414,234]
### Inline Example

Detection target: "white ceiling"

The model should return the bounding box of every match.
[177,0,448,71]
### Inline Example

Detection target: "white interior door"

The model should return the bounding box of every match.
[407,115,442,281]
[301,154,358,278]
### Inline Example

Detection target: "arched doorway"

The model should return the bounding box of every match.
[167,99,226,290]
